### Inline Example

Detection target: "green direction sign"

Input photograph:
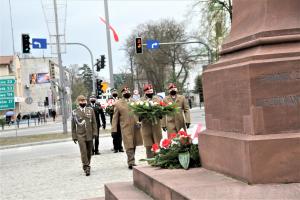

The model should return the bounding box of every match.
[0,77,15,110]
[0,92,14,98]
[0,79,15,85]
[0,99,15,110]
[0,85,14,92]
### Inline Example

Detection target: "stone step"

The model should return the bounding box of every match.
[133,166,300,200]
[105,181,152,200]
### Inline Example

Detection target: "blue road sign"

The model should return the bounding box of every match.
[32,38,47,49]
[146,40,160,49]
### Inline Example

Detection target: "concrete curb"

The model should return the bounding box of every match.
[0,133,112,150]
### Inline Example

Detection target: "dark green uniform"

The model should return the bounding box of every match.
[72,107,97,173]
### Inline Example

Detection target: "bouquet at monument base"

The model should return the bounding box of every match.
[129,100,178,124]
[141,129,201,170]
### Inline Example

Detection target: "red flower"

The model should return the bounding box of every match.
[151,143,160,153]
[168,133,177,140]
[161,139,172,149]
[160,101,167,106]
[178,130,188,137]
[180,137,191,145]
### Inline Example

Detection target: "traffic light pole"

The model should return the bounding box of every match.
[48,42,96,93]
[53,0,68,134]
[142,40,213,64]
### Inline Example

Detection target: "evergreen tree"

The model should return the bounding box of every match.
[78,64,93,97]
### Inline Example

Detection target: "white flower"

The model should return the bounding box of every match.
[149,101,154,106]
[153,102,158,106]
[145,102,149,107]
[130,102,135,106]
[192,138,198,145]
[168,102,172,105]
[138,101,144,105]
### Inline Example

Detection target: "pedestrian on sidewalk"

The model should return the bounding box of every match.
[71,95,97,176]
[87,95,106,155]
[111,86,143,169]
[162,83,191,138]
[140,84,162,158]
[51,110,56,122]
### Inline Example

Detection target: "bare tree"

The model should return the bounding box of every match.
[124,19,201,92]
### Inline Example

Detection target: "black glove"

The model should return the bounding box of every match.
[186,123,190,129]
[162,127,167,132]
[73,139,77,144]
[102,124,106,130]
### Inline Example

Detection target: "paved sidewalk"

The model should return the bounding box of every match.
[0,137,147,200]
[0,116,63,131]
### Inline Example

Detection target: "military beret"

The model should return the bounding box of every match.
[121,86,130,93]
[168,83,177,90]
[143,84,153,92]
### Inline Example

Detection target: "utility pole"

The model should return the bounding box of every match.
[53,0,68,133]
[8,0,15,55]
[104,0,114,88]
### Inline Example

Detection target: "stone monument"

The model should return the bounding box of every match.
[199,0,300,184]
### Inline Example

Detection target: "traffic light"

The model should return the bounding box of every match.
[50,63,56,79]
[135,37,143,54]
[22,34,30,54]
[100,55,105,69]
[97,79,103,96]
[96,59,101,72]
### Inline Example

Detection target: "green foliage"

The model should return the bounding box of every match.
[78,64,93,96]
[141,131,201,169]
[129,101,178,124]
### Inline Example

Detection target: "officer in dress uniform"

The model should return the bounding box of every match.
[162,83,191,138]
[109,89,124,153]
[111,86,143,169]
[71,95,97,176]
[87,95,106,155]
[140,84,162,158]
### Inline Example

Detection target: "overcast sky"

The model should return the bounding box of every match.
[1,0,199,80]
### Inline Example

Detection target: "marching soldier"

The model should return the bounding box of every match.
[111,86,143,169]
[109,89,124,153]
[140,84,162,158]
[71,95,97,176]
[162,83,191,137]
[87,95,106,155]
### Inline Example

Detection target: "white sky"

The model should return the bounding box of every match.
[1,0,200,81]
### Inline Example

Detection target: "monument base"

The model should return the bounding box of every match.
[198,130,300,184]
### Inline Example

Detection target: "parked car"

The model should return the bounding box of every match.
[21,112,39,120]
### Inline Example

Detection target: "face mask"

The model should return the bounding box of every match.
[90,100,96,104]
[112,94,118,98]
[146,93,153,98]
[170,91,177,96]
[123,93,131,99]
[79,103,86,108]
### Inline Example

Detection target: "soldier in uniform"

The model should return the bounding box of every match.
[111,86,143,169]
[71,95,97,176]
[87,95,106,155]
[109,89,124,153]
[140,84,162,158]
[162,83,191,137]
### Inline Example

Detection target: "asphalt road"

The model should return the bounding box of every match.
[0,107,205,138]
